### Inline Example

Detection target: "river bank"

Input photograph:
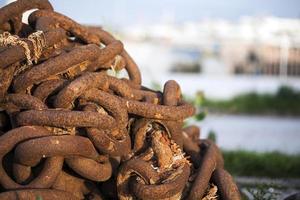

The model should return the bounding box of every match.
[202,86,300,116]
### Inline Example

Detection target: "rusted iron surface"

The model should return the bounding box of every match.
[52,171,104,200]
[0,189,80,200]
[0,1,240,199]
[0,0,53,34]
[0,29,66,68]
[212,168,241,200]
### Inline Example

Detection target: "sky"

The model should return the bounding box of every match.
[1,0,300,27]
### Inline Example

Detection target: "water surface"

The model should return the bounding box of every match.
[194,114,300,154]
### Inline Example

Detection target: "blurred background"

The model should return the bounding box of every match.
[1,0,300,199]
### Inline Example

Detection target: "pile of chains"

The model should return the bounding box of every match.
[0,0,241,199]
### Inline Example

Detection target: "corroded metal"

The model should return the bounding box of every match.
[0,126,63,189]
[0,0,53,34]
[0,0,241,199]
[212,168,241,200]
[0,29,66,68]
[52,171,104,200]
[0,189,80,200]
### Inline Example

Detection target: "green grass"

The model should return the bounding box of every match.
[222,150,300,178]
[36,196,43,200]
[202,86,300,116]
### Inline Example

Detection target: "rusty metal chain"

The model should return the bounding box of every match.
[0,0,240,199]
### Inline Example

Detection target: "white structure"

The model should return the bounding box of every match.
[121,16,300,77]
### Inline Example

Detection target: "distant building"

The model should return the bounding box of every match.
[231,44,300,76]
[122,16,300,77]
